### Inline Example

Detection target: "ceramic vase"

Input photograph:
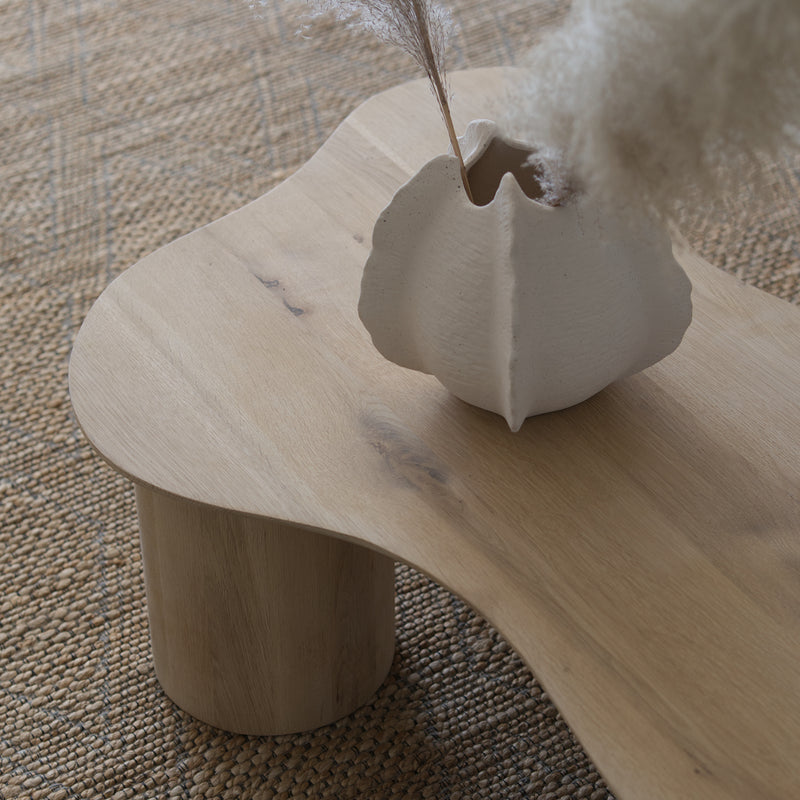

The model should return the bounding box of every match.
[358,120,693,431]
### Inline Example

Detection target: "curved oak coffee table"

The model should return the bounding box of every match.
[69,68,800,799]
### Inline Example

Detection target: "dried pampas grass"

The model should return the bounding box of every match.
[508,0,800,224]
[283,0,473,200]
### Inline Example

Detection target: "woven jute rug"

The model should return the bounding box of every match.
[1,1,798,798]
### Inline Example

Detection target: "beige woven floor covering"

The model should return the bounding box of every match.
[2,1,798,798]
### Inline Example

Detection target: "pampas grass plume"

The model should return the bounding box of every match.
[285,0,473,200]
[509,0,800,223]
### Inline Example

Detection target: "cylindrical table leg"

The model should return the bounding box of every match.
[134,484,396,735]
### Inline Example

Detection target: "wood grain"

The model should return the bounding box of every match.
[70,68,800,798]
[135,484,395,735]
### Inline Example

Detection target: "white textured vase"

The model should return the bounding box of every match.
[359,120,692,431]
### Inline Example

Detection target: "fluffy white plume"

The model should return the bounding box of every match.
[298,0,454,82]
[508,0,800,221]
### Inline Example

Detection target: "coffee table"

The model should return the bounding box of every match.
[69,68,800,800]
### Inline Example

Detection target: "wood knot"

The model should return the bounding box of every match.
[360,407,449,495]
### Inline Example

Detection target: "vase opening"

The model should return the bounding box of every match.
[467,136,546,207]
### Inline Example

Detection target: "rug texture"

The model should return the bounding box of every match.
[1,1,798,798]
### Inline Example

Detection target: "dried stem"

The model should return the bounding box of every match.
[410,0,473,202]
[291,0,474,201]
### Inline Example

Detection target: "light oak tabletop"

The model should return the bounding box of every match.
[70,68,800,800]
